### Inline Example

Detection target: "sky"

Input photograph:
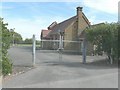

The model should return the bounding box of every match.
[1,0,119,40]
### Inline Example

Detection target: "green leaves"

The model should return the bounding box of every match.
[9,30,23,44]
[1,18,24,76]
[24,38,33,44]
[86,23,119,61]
[1,18,12,76]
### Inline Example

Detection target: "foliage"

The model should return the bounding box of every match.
[36,40,41,45]
[118,23,120,60]
[23,38,40,45]
[24,38,33,44]
[2,56,12,76]
[86,23,119,61]
[10,29,23,44]
[0,18,2,75]
[0,18,12,76]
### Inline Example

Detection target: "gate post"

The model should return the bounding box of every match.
[58,30,64,63]
[82,38,86,64]
[32,34,36,66]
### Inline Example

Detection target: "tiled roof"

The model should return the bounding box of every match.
[41,9,90,38]
[48,21,57,30]
[48,16,77,35]
[41,30,51,38]
[82,12,90,26]
[47,13,90,36]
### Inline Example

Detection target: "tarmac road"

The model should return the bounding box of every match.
[2,46,118,88]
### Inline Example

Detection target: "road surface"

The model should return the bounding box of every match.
[2,46,118,88]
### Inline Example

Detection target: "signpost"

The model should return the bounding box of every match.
[32,34,36,66]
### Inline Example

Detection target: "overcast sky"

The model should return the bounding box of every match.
[1,0,119,40]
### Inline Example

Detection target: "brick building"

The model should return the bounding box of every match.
[41,7,93,54]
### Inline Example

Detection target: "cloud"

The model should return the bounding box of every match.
[2,0,82,2]
[64,1,118,24]
[4,18,41,40]
[118,1,120,22]
[83,0,119,14]
[2,1,118,40]
[0,4,14,10]
[2,6,14,9]
[4,16,67,40]
[79,0,119,24]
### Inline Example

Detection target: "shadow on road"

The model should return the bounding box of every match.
[43,59,118,70]
[9,46,118,70]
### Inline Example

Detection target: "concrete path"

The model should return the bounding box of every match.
[2,46,118,88]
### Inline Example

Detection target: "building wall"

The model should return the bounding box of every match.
[41,39,52,50]
[41,7,92,54]
[77,17,89,35]
[72,21,81,53]
[41,19,92,54]
[64,22,74,50]
[64,21,81,53]
[51,34,59,50]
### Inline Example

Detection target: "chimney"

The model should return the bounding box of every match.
[76,7,83,17]
[76,7,83,36]
[77,7,83,16]
[77,7,83,12]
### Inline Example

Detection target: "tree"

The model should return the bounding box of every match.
[86,23,118,63]
[10,29,23,44]
[0,18,12,76]
[24,38,33,44]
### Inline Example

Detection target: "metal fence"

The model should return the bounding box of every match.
[35,37,87,66]
[8,35,108,68]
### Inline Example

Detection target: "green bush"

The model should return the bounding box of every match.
[2,56,12,76]
[86,23,119,62]
[1,18,13,76]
